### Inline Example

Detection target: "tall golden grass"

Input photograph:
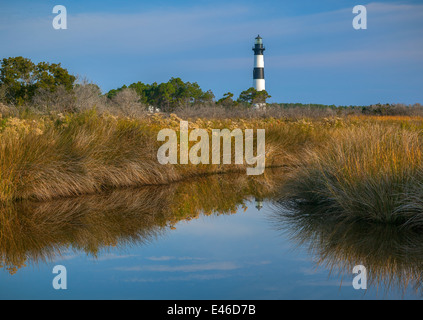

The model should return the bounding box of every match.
[2,108,423,227]
[0,110,292,202]
[280,118,423,227]
[1,108,339,202]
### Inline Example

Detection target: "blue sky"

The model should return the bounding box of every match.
[1,0,422,105]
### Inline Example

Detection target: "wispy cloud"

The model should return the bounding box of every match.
[90,253,139,261]
[295,279,350,287]
[51,253,79,263]
[146,256,175,261]
[115,261,240,272]
[299,266,325,276]
[124,273,229,283]
[2,2,422,62]
[268,46,423,69]
[0,4,253,55]
[146,256,206,261]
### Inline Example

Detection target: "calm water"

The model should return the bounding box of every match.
[0,171,422,300]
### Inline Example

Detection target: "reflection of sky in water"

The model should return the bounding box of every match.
[0,201,422,300]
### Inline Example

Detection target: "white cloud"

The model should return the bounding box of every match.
[267,46,423,69]
[115,261,240,272]
[1,2,422,59]
[124,273,229,282]
[0,4,253,55]
[90,253,139,261]
[146,256,206,261]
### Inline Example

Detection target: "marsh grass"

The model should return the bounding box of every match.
[2,106,423,227]
[0,110,179,201]
[279,119,423,227]
[0,109,296,202]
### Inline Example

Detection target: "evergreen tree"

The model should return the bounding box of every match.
[238,87,271,105]
[0,57,76,105]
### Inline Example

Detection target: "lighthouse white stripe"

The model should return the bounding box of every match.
[254,55,264,68]
[253,79,266,92]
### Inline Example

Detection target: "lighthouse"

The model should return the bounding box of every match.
[253,35,265,91]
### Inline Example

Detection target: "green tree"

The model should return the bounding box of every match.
[253,89,271,104]
[35,62,76,92]
[199,89,215,104]
[157,82,176,111]
[0,57,76,105]
[128,82,151,104]
[217,92,235,106]
[237,87,271,106]
[0,57,37,104]
[106,78,215,111]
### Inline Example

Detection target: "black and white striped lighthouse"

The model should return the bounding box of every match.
[252,35,265,91]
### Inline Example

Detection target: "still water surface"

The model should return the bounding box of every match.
[0,171,422,299]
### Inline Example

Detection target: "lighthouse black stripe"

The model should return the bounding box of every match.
[253,68,264,79]
[253,44,265,55]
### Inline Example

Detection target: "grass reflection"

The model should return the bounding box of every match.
[0,169,284,275]
[273,201,423,297]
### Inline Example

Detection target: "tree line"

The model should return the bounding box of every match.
[1,56,421,116]
[0,56,272,112]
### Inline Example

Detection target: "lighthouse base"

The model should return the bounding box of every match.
[253,102,267,110]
